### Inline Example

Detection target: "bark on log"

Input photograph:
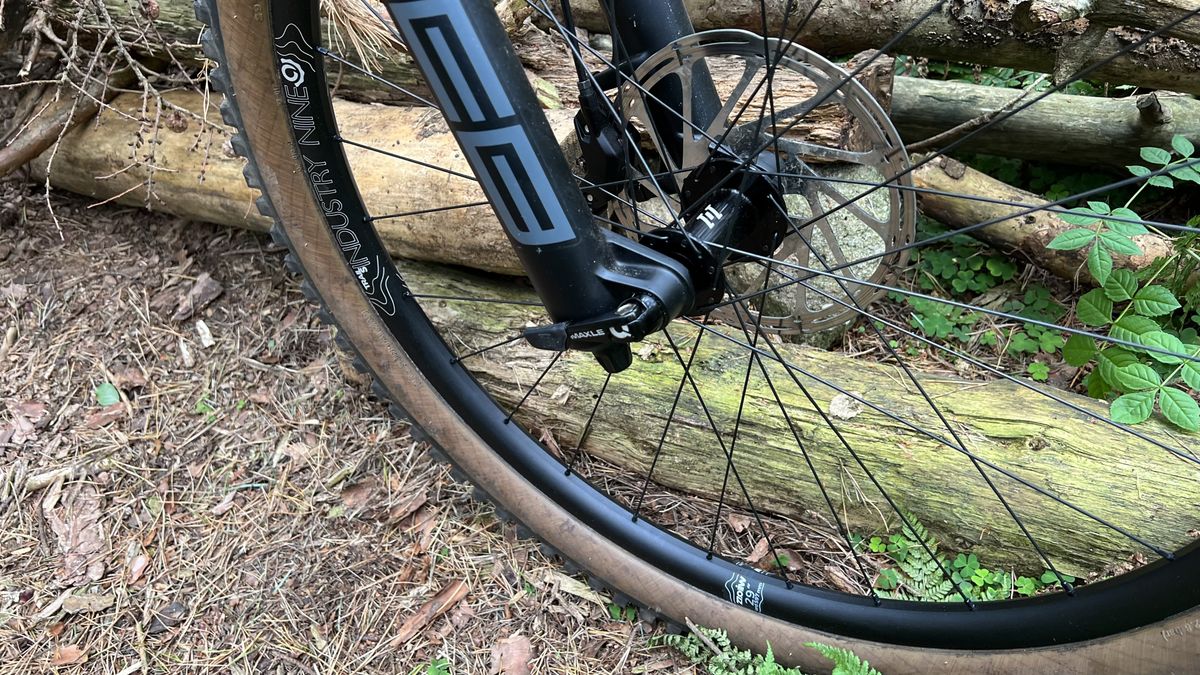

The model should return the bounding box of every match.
[42,0,1200,99]
[913,156,1175,285]
[893,77,1200,167]
[402,257,1199,575]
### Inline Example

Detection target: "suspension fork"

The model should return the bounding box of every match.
[385,0,715,371]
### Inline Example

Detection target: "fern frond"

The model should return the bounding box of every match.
[804,642,883,675]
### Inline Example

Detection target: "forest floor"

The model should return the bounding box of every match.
[0,182,691,674]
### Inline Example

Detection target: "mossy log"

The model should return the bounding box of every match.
[913,157,1175,286]
[406,258,1200,576]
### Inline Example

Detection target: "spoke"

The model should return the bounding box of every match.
[449,333,525,364]
[660,327,795,587]
[716,268,879,594]
[317,46,437,108]
[714,303,971,603]
[634,324,709,519]
[532,1,690,237]
[410,293,544,307]
[711,248,1200,366]
[338,136,477,182]
[787,8,1200,243]
[784,207,1071,591]
[684,315,1175,561]
[369,201,489,222]
[505,351,564,423]
[566,371,613,476]
[778,263,1200,468]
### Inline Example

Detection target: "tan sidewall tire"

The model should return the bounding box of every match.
[205,1,1200,671]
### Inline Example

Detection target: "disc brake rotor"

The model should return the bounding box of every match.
[613,30,916,337]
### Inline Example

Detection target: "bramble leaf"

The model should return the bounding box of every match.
[1063,334,1097,367]
[1111,391,1156,424]
[1159,388,1200,432]
[1140,146,1172,166]
[1076,289,1113,327]
[1133,285,1181,317]
[1087,245,1112,285]
[1103,269,1139,302]
[1046,229,1096,251]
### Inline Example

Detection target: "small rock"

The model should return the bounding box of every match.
[829,393,864,420]
[146,601,187,635]
[195,320,215,348]
[172,272,223,321]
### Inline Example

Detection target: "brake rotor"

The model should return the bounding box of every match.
[612,30,916,337]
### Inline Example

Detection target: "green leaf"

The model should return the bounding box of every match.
[1098,348,1138,388]
[1105,209,1148,237]
[1063,334,1097,367]
[1141,146,1172,166]
[1171,165,1200,185]
[1114,363,1162,391]
[1087,244,1112,285]
[1087,201,1112,215]
[1027,362,1050,381]
[1148,175,1175,189]
[1046,229,1097,251]
[1111,315,1161,345]
[95,382,120,407]
[1127,165,1152,178]
[1076,289,1113,326]
[1172,135,1195,158]
[1183,360,1200,391]
[1097,231,1143,256]
[1111,391,1156,424]
[1058,208,1101,227]
[1139,331,1187,364]
[1103,269,1139,302]
[1159,388,1200,432]
[1085,370,1112,399]
[1133,285,1182,317]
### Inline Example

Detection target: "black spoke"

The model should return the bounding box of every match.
[337,136,478,182]
[449,334,525,364]
[782,203,1071,591]
[317,46,438,108]
[634,324,709,520]
[717,270,879,594]
[785,8,1200,244]
[505,351,564,424]
[776,263,1200,468]
[660,327,796,587]
[410,293,545,307]
[711,247,1200,367]
[684,316,1175,561]
[369,201,490,222]
[566,371,613,476]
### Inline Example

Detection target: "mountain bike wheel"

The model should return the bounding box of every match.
[196,0,1200,670]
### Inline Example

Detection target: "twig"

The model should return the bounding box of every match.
[684,617,723,656]
[905,75,1047,155]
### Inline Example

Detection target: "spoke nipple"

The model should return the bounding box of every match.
[563,468,572,477]
[1065,583,1076,597]
[965,599,977,611]
[705,553,713,561]
[785,582,794,590]
[872,595,882,607]
[631,515,640,523]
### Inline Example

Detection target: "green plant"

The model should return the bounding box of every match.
[1052,136,1200,431]
[408,658,451,675]
[804,642,882,675]
[864,514,1072,602]
[94,382,120,406]
[607,601,638,622]
[656,626,877,674]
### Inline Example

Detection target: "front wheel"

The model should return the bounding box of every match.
[196,0,1200,670]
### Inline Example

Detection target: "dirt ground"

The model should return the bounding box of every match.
[0,182,688,674]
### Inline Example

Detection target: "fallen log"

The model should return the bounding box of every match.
[914,156,1175,286]
[565,0,1200,95]
[37,0,1200,99]
[31,89,1177,289]
[894,77,1200,167]
[402,256,1199,575]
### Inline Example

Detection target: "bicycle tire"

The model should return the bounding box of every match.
[195,0,1200,670]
